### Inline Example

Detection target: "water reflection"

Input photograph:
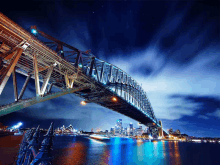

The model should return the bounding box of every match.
[54,141,87,165]
[174,141,181,165]
[87,138,109,165]
[109,137,122,164]
[52,136,185,165]
[167,141,181,165]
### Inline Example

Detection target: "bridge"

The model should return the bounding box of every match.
[0,13,165,136]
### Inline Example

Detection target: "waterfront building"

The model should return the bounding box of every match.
[110,127,115,135]
[124,127,128,136]
[115,125,120,134]
[175,129,181,134]
[144,127,148,133]
[129,123,133,136]
[168,128,173,134]
[115,119,122,134]
[136,127,143,137]
[61,125,65,132]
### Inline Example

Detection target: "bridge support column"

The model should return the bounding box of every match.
[18,74,31,100]
[40,66,53,95]
[0,48,23,95]
[33,53,40,97]
[12,68,18,102]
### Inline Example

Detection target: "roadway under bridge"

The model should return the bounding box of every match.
[0,12,167,135]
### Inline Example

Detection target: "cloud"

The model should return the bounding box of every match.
[198,115,209,120]
[207,109,220,119]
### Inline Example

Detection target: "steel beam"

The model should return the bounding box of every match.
[93,61,99,82]
[47,83,53,93]
[33,54,41,96]
[75,51,80,68]
[69,79,74,88]
[0,86,89,117]
[18,74,31,100]
[108,65,112,83]
[0,48,23,95]
[40,66,53,95]
[115,69,119,83]
[89,57,95,76]
[64,73,70,88]
[12,68,18,102]
[100,62,105,82]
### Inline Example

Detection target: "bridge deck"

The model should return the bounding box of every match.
[0,12,161,129]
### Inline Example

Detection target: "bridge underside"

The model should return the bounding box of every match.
[0,12,163,132]
[74,83,155,126]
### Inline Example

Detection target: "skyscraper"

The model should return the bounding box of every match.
[110,127,115,135]
[115,119,122,134]
[129,123,133,136]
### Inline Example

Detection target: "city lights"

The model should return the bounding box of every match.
[80,101,86,105]
[12,122,23,129]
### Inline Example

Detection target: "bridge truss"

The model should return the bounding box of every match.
[0,12,161,128]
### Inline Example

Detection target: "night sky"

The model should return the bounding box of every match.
[0,1,220,137]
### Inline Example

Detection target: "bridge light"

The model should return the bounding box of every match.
[60,50,64,53]
[80,101,86,105]
[31,29,37,34]
[112,97,117,102]
[78,64,82,68]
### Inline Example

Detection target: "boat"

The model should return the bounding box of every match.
[14,132,23,136]
[89,134,110,141]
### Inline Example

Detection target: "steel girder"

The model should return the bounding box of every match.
[0,12,159,126]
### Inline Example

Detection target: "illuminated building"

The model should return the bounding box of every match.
[136,126,143,137]
[168,128,173,134]
[175,129,181,134]
[67,124,73,132]
[129,123,133,136]
[115,119,122,135]
[110,127,115,135]
[124,127,128,136]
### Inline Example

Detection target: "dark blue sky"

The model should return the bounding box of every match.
[0,1,220,137]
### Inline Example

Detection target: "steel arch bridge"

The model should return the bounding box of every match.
[0,12,163,131]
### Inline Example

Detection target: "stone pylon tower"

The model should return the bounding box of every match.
[158,120,164,138]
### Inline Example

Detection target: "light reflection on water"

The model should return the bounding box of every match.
[52,136,220,165]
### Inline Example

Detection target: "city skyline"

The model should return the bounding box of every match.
[0,1,220,137]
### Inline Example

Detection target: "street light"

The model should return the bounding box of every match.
[80,101,86,105]
[112,97,117,102]
[31,29,37,35]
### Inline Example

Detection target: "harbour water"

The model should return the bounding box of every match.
[1,135,220,165]
[52,135,220,165]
